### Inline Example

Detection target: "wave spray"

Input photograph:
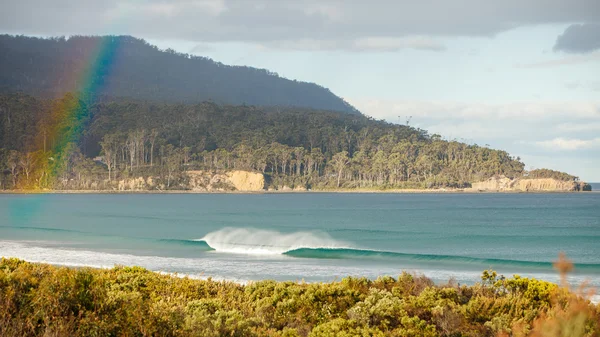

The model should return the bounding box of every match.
[198,227,347,255]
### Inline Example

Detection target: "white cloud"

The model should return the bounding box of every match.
[138,1,227,17]
[515,52,600,68]
[189,43,214,54]
[535,137,600,150]
[557,122,600,132]
[2,0,599,52]
[347,98,600,122]
[565,81,581,89]
[262,36,446,52]
[302,3,344,22]
[352,37,446,52]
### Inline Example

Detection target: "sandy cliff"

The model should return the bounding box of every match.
[113,170,265,192]
[470,176,591,192]
[105,172,593,193]
[117,177,155,191]
[186,170,265,192]
[225,171,266,191]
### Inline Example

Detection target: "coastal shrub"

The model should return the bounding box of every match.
[393,271,435,297]
[499,275,557,305]
[432,304,465,336]
[184,299,256,337]
[308,318,385,337]
[395,315,438,337]
[346,288,406,329]
[0,258,598,337]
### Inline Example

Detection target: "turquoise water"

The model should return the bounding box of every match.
[1,193,599,288]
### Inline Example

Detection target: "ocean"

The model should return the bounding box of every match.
[1,193,599,290]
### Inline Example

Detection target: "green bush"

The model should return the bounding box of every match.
[0,258,598,337]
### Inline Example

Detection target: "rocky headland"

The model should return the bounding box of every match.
[469,175,591,192]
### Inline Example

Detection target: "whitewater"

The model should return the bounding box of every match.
[1,193,599,292]
[198,227,349,255]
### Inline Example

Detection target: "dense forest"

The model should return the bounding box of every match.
[0,92,533,190]
[1,257,598,336]
[0,35,358,114]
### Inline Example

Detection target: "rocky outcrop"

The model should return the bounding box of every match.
[470,176,591,192]
[108,172,592,193]
[512,179,590,192]
[225,171,265,191]
[186,170,265,192]
[117,177,157,191]
[113,170,265,192]
[470,176,513,191]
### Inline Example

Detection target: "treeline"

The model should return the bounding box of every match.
[0,34,358,113]
[525,169,579,182]
[0,93,529,190]
[1,258,598,336]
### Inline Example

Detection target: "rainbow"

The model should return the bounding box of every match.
[42,36,121,187]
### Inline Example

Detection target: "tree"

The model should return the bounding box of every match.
[32,151,50,189]
[149,129,159,167]
[54,142,81,186]
[309,148,324,176]
[100,134,118,181]
[388,152,406,185]
[164,145,183,188]
[7,150,19,187]
[293,147,305,176]
[18,152,36,185]
[329,151,349,188]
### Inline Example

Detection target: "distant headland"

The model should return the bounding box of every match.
[0,36,591,193]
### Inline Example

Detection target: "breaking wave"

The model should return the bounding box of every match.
[198,227,347,255]
[156,238,214,250]
[191,228,600,272]
[282,247,600,271]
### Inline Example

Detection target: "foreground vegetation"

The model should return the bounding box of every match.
[1,257,597,336]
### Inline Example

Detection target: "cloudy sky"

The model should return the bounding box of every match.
[2,0,600,181]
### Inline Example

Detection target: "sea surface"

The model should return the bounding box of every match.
[1,193,599,291]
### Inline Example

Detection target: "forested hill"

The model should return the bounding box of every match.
[0,35,359,114]
[1,93,531,190]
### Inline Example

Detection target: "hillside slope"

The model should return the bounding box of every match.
[0,35,359,114]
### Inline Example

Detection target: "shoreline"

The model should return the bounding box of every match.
[2,250,599,304]
[5,257,599,305]
[0,188,592,194]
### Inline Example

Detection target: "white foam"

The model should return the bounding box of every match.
[2,240,598,292]
[0,241,519,285]
[0,240,376,282]
[199,227,347,255]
